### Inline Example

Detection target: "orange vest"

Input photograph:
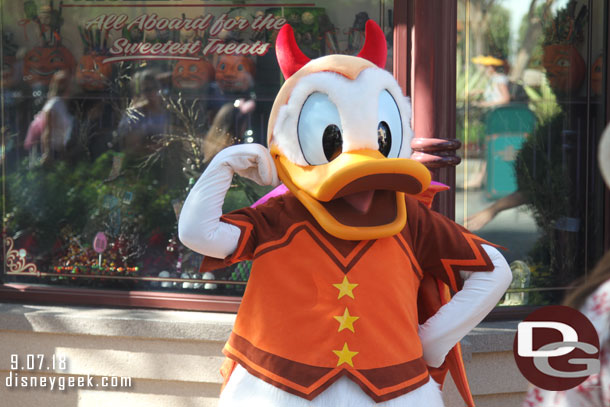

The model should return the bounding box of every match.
[201,194,495,402]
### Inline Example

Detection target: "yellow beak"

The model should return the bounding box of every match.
[270,148,432,240]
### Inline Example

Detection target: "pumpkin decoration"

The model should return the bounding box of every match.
[21,1,74,87]
[172,58,215,90]
[541,0,588,95]
[542,44,585,95]
[76,53,112,92]
[75,26,114,92]
[591,55,603,96]
[23,46,75,86]
[215,54,256,93]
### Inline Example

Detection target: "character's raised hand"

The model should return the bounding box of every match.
[215,144,279,187]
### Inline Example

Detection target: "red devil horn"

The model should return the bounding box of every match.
[276,24,311,79]
[357,20,387,69]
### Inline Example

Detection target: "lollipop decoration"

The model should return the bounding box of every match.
[93,232,108,266]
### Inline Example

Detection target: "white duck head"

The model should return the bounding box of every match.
[267,21,431,241]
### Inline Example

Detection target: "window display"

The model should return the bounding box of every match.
[1,1,394,300]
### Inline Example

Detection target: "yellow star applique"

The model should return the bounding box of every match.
[332,276,358,299]
[334,307,359,333]
[332,343,358,367]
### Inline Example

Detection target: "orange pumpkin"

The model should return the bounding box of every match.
[542,44,585,95]
[591,55,603,96]
[76,53,113,91]
[172,58,215,90]
[23,46,75,86]
[215,54,255,93]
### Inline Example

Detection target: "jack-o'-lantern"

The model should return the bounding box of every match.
[542,44,585,95]
[215,54,255,93]
[172,59,214,90]
[23,46,75,86]
[591,55,603,96]
[76,53,113,92]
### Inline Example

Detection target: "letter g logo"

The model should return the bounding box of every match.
[513,306,600,391]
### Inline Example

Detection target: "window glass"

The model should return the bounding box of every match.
[1,0,394,297]
[456,0,606,306]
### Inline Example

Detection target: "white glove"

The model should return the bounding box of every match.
[418,244,513,368]
[178,144,279,259]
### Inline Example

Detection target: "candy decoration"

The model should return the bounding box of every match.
[93,232,108,266]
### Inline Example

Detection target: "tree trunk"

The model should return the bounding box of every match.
[468,0,497,58]
[510,0,555,81]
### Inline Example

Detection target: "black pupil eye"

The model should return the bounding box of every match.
[378,121,392,156]
[322,124,342,162]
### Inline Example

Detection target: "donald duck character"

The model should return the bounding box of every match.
[179,21,512,407]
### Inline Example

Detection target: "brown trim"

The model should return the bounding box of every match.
[226,331,431,402]
[228,332,333,388]
[0,283,241,313]
[359,358,428,389]
[346,370,429,403]
[392,235,422,279]
[254,221,375,274]
[225,349,343,401]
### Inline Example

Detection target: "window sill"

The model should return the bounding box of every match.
[0,301,235,343]
[0,302,518,354]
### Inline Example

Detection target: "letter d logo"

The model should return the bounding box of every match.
[518,321,577,357]
[513,305,600,391]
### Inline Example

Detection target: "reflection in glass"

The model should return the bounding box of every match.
[457,0,605,306]
[1,1,394,296]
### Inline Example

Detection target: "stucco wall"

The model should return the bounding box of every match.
[0,303,527,407]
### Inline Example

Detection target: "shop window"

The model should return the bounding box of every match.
[456,0,606,308]
[1,1,394,309]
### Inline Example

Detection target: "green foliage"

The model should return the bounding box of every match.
[514,112,584,290]
[4,151,188,260]
[515,113,571,231]
[524,77,562,123]
[456,63,488,145]
[542,0,588,46]
[486,3,511,59]
[5,155,109,254]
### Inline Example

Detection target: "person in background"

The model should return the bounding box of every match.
[472,55,511,108]
[521,124,610,407]
[467,55,511,190]
[202,98,256,163]
[117,69,170,155]
[29,70,75,165]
